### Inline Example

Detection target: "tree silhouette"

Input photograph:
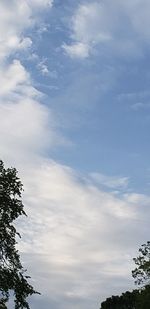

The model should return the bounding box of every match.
[100,290,139,309]
[0,160,39,308]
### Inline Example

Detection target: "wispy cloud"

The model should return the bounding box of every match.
[117,90,150,110]
[90,173,129,189]
[37,58,49,75]
[63,42,90,59]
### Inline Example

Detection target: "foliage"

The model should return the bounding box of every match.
[0,160,39,308]
[0,298,7,309]
[100,286,150,309]
[132,241,150,286]
[100,289,139,309]
[136,285,150,308]
[100,241,150,308]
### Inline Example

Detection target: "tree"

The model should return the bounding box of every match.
[100,290,139,309]
[0,160,39,308]
[0,299,7,309]
[136,285,150,309]
[132,241,150,286]
[100,242,150,308]
[100,288,150,309]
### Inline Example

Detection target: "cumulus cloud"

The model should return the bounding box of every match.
[64,0,150,59]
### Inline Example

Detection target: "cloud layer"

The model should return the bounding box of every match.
[16,159,150,309]
[1,1,150,309]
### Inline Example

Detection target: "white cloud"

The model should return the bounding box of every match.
[1,1,150,308]
[37,59,49,75]
[0,60,67,165]
[0,1,65,167]
[0,1,31,61]
[63,2,111,59]
[0,63,146,306]
[0,0,53,62]
[19,37,33,49]
[1,73,149,307]
[0,99,54,161]
[71,3,112,44]
[124,193,150,205]
[0,60,29,97]
[63,42,90,59]
[13,159,150,308]
[64,0,150,59]
[90,173,129,189]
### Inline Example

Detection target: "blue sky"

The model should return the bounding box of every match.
[1,1,150,308]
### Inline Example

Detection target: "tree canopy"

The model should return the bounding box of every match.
[100,286,150,309]
[100,289,139,309]
[0,160,39,308]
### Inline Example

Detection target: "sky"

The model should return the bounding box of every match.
[1,0,150,308]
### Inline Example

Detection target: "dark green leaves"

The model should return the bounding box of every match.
[100,287,150,309]
[0,160,39,308]
[132,242,150,286]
